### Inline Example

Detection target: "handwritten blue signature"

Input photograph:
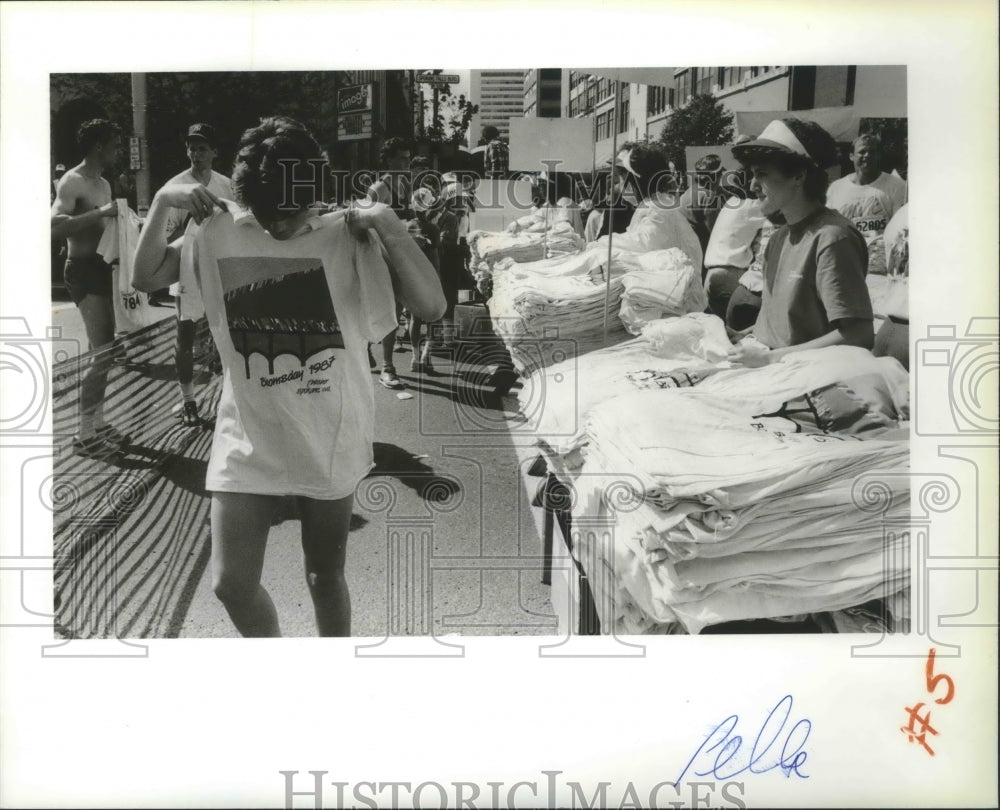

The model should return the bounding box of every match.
[674,695,811,784]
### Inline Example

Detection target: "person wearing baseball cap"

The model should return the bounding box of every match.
[725,117,874,367]
[160,123,234,426]
[679,152,731,259]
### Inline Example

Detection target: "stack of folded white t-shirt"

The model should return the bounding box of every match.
[505,213,587,257]
[618,248,708,334]
[487,220,707,376]
[564,345,911,635]
[489,259,632,375]
[468,230,547,270]
[520,313,734,469]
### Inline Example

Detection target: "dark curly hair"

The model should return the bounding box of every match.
[625,143,669,200]
[379,137,411,167]
[734,117,840,203]
[77,119,121,154]
[231,116,324,222]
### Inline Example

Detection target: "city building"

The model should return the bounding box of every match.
[559,66,906,167]
[469,69,525,141]
[331,69,421,173]
[523,69,563,118]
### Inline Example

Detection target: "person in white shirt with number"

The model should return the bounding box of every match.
[160,123,234,426]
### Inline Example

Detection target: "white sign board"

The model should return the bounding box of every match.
[509,117,596,173]
[469,178,536,233]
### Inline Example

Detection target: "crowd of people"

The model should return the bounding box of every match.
[51,106,909,638]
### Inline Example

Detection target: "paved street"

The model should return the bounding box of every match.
[52,299,557,639]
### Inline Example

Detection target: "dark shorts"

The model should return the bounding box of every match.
[64,254,113,305]
[725,285,763,332]
[873,316,909,370]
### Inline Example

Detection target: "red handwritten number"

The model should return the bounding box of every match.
[925,648,955,705]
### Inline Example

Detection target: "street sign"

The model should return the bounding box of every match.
[338,111,373,141]
[338,83,373,113]
[129,136,142,170]
[417,73,460,84]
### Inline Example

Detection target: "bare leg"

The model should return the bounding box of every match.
[211,492,281,637]
[298,494,354,637]
[76,292,116,436]
[175,316,197,392]
[381,328,397,368]
[408,315,423,360]
[381,301,404,370]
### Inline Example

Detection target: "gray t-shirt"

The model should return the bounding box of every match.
[754,207,873,349]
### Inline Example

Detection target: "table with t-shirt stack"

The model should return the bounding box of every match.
[471,194,706,375]
[467,194,911,636]
[513,310,912,636]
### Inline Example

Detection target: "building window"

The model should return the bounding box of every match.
[647,86,669,116]
[618,97,629,133]
[676,70,690,105]
[596,110,614,140]
[698,67,714,95]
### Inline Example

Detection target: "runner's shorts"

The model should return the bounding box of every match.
[64,255,113,304]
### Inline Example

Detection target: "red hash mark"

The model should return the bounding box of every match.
[901,648,956,756]
[901,701,939,755]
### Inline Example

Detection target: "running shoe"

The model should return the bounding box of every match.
[379,367,403,389]
[72,434,122,460]
[180,400,200,427]
[95,424,131,447]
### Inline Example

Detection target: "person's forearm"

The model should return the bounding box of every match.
[132,194,175,291]
[770,321,873,360]
[50,208,106,240]
[373,212,446,321]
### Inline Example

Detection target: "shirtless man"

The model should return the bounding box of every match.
[51,118,128,458]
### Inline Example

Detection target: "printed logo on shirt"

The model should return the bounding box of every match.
[218,256,343,380]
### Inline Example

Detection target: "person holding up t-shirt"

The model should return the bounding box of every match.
[160,123,234,426]
[727,117,874,368]
[131,117,445,638]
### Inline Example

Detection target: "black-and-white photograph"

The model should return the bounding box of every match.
[48,65,912,640]
[3,2,997,808]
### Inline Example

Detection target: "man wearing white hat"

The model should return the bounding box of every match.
[727,117,874,367]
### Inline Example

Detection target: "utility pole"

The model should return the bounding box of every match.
[130,73,151,216]
[432,85,440,138]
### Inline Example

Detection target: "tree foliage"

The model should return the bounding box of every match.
[424,85,479,146]
[658,93,734,174]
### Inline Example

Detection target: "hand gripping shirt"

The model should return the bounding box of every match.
[163,169,234,319]
[184,203,398,498]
